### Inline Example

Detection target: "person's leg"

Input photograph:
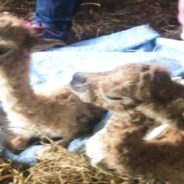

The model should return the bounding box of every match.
[34,0,82,31]
[33,0,82,40]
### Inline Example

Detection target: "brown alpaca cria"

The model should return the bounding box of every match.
[70,63,184,183]
[70,63,184,128]
[0,13,106,151]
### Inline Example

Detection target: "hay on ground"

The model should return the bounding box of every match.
[26,145,133,184]
[0,159,25,184]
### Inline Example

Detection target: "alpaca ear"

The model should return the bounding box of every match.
[140,65,172,102]
[140,65,171,86]
[26,35,65,51]
[135,65,171,101]
[172,98,184,113]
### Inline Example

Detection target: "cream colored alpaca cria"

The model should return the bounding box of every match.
[70,63,184,183]
[0,14,106,150]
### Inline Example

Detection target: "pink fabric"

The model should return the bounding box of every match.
[20,19,43,30]
[178,0,184,39]
[20,19,44,34]
[178,0,184,24]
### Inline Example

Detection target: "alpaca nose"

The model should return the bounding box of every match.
[71,72,87,84]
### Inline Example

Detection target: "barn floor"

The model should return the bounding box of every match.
[0,0,180,42]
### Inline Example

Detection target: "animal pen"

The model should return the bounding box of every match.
[0,0,184,184]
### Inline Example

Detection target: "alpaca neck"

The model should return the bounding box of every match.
[107,110,151,148]
[0,50,34,112]
[136,81,184,127]
[123,110,150,143]
[103,110,151,172]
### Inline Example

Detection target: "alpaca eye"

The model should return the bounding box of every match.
[106,95,122,101]
[0,47,10,55]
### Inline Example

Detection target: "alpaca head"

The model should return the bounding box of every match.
[70,63,184,114]
[0,13,64,58]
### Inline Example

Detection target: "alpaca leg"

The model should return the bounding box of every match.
[85,113,122,166]
[85,128,107,166]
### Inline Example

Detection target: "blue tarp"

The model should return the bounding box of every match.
[31,25,184,88]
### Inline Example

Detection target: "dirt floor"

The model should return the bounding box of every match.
[0,0,180,42]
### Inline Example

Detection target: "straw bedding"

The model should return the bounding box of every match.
[0,159,25,184]
[0,143,153,184]
[27,146,131,184]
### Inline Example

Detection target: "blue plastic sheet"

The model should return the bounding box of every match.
[31,25,184,88]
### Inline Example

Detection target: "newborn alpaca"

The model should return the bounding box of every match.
[70,63,184,183]
[0,14,106,150]
[70,63,184,128]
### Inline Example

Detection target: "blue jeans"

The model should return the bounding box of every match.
[34,0,82,32]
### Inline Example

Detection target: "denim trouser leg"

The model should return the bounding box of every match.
[34,0,82,32]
